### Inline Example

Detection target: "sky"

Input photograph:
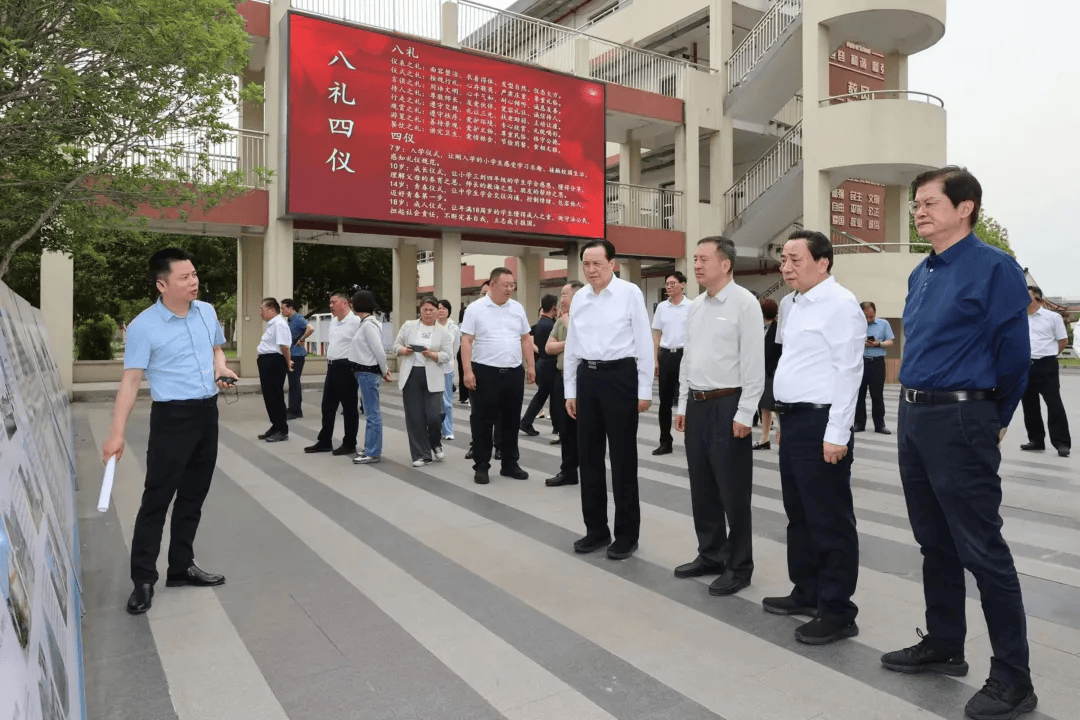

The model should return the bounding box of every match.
[483,0,1080,298]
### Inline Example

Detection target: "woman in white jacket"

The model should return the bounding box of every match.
[393,296,454,466]
[436,299,460,441]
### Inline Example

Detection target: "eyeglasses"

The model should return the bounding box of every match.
[664,281,681,287]
[909,199,941,214]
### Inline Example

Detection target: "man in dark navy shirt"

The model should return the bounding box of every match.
[880,167,1036,720]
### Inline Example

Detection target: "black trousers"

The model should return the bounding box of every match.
[898,398,1030,686]
[577,359,639,543]
[130,397,218,584]
[257,353,288,434]
[551,369,578,478]
[469,363,524,472]
[1021,355,1071,451]
[521,358,556,428]
[286,355,305,415]
[685,392,753,578]
[457,349,469,402]
[777,405,858,622]
[657,348,683,446]
[854,356,886,430]
[318,361,359,448]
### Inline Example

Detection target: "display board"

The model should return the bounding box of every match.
[0,283,83,720]
[286,12,606,240]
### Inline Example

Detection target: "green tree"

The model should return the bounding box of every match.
[0,0,266,279]
[910,207,1014,255]
[293,244,394,314]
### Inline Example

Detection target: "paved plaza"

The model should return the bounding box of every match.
[75,376,1080,720]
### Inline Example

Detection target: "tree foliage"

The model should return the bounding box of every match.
[0,0,265,279]
[293,243,394,315]
[910,208,1014,255]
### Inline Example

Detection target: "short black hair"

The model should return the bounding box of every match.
[911,165,982,228]
[697,236,737,268]
[666,271,687,284]
[281,298,297,310]
[438,298,453,314]
[1028,285,1043,300]
[760,297,778,320]
[480,280,491,290]
[860,301,876,312]
[787,229,834,272]
[568,281,584,291]
[540,294,558,313]
[420,295,440,309]
[489,267,513,283]
[148,248,194,286]
[580,239,615,261]
[352,290,377,313]
[330,290,350,303]
[261,297,280,313]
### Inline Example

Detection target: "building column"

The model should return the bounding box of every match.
[263,0,293,303]
[622,258,643,291]
[237,236,264,378]
[440,0,460,48]
[392,240,418,332]
[565,244,581,283]
[40,251,73,396]
[434,231,462,311]
[675,117,700,295]
[518,252,542,316]
[800,14,832,234]
[884,185,911,254]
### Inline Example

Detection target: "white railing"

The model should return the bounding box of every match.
[578,0,634,32]
[819,90,945,107]
[770,94,803,129]
[727,0,802,92]
[724,120,802,223]
[92,128,267,188]
[606,182,684,231]
[831,227,883,253]
[291,0,443,40]
[759,277,786,299]
[456,0,715,98]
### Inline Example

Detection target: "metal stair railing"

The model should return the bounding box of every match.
[726,0,802,92]
[723,120,802,224]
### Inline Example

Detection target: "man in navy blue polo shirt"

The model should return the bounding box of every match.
[102,248,238,615]
[880,167,1036,720]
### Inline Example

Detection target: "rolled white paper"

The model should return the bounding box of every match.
[98,456,116,512]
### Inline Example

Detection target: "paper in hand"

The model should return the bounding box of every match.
[98,456,117,512]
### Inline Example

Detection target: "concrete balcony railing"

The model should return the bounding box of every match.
[606,182,684,231]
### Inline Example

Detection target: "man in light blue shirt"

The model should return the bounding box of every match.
[281,299,312,419]
[102,248,238,615]
[854,301,894,434]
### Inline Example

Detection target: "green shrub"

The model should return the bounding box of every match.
[74,316,118,361]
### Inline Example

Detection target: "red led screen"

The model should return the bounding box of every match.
[286,13,606,240]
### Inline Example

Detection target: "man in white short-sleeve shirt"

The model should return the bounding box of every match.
[651,270,691,455]
[460,267,536,484]
[256,298,294,442]
[1020,285,1071,457]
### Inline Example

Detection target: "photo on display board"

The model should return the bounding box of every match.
[0,355,18,440]
[45,616,68,716]
[17,465,43,533]
[44,521,68,623]
[37,646,63,720]
[0,511,31,649]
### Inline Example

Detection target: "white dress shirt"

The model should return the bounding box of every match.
[326,312,362,360]
[676,281,765,424]
[347,316,388,375]
[563,276,655,400]
[773,276,865,445]
[460,295,530,367]
[256,314,292,355]
[1028,307,1067,359]
[652,296,692,349]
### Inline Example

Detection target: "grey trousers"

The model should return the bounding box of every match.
[403,367,444,462]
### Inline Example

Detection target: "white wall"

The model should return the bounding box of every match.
[831,251,922,318]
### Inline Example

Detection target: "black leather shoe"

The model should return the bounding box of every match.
[545,472,578,487]
[286,412,303,420]
[304,443,332,453]
[520,424,540,436]
[500,466,529,480]
[651,445,673,456]
[264,432,288,443]
[1020,442,1045,451]
[126,583,154,614]
[964,678,1037,720]
[708,571,750,596]
[606,540,638,560]
[880,630,969,676]
[874,427,892,435]
[795,617,859,645]
[494,449,503,460]
[573,534,611,553]
[762,593,818,617]
[332,445,357,456]
[852,425,865,433]
[258,429,273,440]
[549,437,561,445]
[752,441,771,451]
[473,470,489,484]
[674,557,726,578]
[1058,448,1070,458]
[165,564,226,587]
[465,447,475,459]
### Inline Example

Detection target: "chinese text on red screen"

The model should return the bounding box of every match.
[287,13,606,240]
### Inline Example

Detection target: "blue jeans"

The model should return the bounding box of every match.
[355,371,383,458]
[442,372,454,437]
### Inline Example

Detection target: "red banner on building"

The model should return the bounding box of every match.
[286,13,606,240]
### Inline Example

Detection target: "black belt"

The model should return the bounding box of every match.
[157,395,217,407]
[901,387,995,404]
[328,358,353,366]
[774,401,830,413]
[660,347,683,354]
[583,358,636,371]
[1031,356,1057,364]
[690,387,740,401]
[354,363,380,374]
[863,355,885,360]
[473,362,520,374]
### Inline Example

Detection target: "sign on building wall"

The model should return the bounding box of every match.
[285,12,607,240]
[0,283,82,720]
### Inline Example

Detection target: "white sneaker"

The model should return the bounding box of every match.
[412,458,433,467]
[353,454,380,464]
[442,434,454,441]
[434,446,445,461]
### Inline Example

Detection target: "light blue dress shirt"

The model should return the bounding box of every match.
[864,318,894,358]
[124,298,225,401]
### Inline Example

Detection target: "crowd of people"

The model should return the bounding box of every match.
[103,166,1070,720]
